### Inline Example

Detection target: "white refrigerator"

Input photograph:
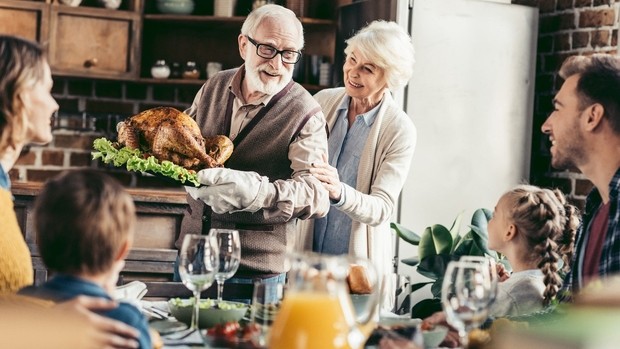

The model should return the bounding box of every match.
[395,0,538,294]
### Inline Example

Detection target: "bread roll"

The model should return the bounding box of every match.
[347,264,373,294]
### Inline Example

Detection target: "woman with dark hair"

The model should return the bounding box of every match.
[0,34,140,349]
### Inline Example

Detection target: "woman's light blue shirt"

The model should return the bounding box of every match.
[313,95,382,255]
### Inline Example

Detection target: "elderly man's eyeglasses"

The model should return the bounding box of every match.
[246,36,301,64]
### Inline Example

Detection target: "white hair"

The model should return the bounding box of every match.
[240,4,304,49]
[344,20,415,91]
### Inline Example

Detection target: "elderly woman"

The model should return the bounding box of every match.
[296,20,416,307]
[0,35,141,349]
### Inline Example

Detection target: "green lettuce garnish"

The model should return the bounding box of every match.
[92,137,200,187]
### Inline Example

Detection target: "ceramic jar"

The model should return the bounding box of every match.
[59,0,82,6]
[182,61,200,79]
[156,0,195,15]
[151,60,171,79]
[98,0,122,9]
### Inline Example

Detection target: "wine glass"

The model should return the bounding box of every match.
[441,261,493,347]
[210,228,241,303]
[459,255,499,304]
[178,234,219,331]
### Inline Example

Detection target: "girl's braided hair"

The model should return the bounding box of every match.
[505,185,579,306]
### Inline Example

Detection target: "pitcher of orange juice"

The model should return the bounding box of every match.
[269,253,381,349]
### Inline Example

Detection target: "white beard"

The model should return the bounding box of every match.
[245,63,292,95]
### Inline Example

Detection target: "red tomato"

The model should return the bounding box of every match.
[207,321,240,338]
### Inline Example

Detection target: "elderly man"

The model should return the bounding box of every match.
[175,4,329,300]
[541,54,620,298]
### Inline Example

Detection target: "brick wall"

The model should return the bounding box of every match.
[9,78,199,187]
[530,0,619,209]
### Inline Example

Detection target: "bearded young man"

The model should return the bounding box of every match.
[541,54,620,299]
[174,4,329,301]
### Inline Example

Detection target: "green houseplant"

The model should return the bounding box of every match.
[391,208,497,319]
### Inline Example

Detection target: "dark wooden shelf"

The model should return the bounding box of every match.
[52,2,140,19]
[138,77,206,85]
[143,14,245,23]
[137,77,328,92]
[143,14,336,26]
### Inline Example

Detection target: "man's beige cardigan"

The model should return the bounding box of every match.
[296,87,416,309]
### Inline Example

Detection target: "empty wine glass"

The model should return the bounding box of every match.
[210,228,241,302]
[441,261,493,347]
[178,234,219,331]
[459,255,499,304]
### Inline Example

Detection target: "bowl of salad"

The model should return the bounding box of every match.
[168,298,248,329]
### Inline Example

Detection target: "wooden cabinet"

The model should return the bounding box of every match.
[0,0,338,90]
[0,0,142,79]
[0,0,49,42]
[48,3,141,79]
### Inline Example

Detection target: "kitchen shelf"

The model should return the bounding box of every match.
[136,77,327,94]
[0,0,337,89]
[143,14,245,23]
[138,77,205,85]
[143,14,335,26]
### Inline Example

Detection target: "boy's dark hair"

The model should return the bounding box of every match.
[34,169,135,275]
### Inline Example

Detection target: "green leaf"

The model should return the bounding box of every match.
[401,257,420,267]
[410,281,433,293]
[451,233,462,254]
[417,254,453,280]
[418,224,452,260]
[471,208,492,231]
[391,222,421,245]
[92,137,200,187]
[411,298,442,319]
[468,226,493,256]
[430,277,443,298]
[449,211,464,238]
[453,237,479,257]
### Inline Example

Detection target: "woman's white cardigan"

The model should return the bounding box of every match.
[295,87,416,309]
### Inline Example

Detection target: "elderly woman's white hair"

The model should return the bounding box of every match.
[344,20,415,91]
[240,4,304,49]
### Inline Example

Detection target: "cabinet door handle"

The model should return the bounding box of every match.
[84,58,98,68]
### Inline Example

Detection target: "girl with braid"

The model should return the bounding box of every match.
[486,184,579,317]
[417,185,579,348]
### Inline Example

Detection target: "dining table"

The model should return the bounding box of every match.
[143,300,423,349]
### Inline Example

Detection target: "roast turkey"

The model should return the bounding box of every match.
[117,107,233,170]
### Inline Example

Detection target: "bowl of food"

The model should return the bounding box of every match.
[168,298,248,329]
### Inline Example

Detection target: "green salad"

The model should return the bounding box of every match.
[91,137,200,187]
[170,297,247,310]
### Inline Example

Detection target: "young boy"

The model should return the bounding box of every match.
[19,169,151,349]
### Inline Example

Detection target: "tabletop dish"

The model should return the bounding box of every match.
[422,325,449,348]
[92,137,200,187]
[168,298,248,329]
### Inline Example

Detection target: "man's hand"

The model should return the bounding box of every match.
[185,168,269,214]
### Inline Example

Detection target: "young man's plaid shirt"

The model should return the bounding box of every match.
[560,167,620,301]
